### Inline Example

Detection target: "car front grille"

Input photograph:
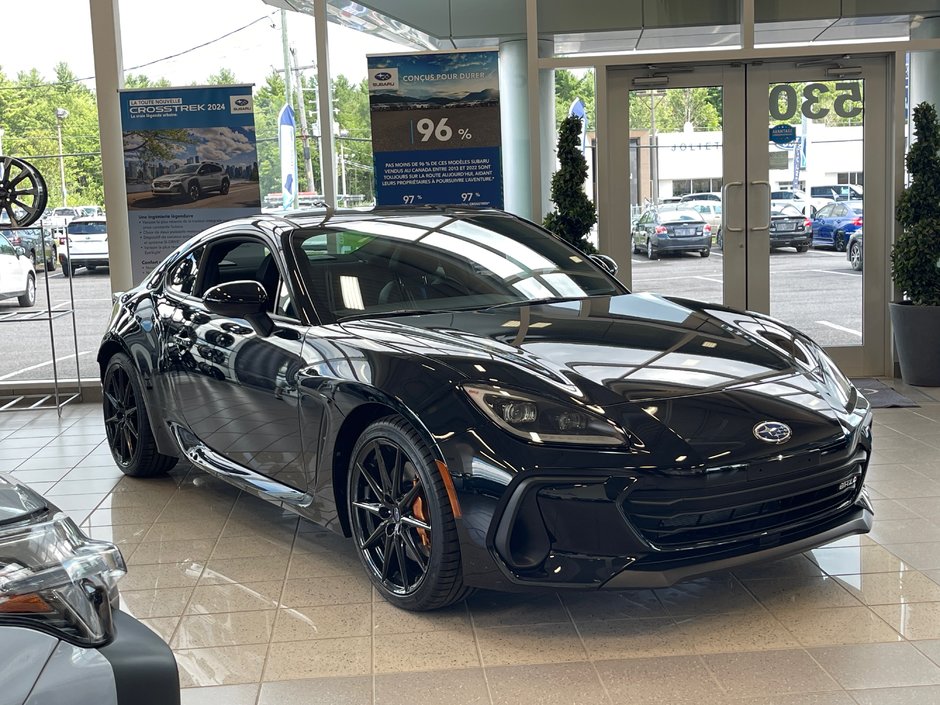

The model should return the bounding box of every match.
[154,181,170,188]
[622,449,866,551]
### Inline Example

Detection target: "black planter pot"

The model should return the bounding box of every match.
[890,302,940,386]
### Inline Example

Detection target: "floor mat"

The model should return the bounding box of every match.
[850,378,919,408]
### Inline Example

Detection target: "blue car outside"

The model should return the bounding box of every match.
[812,200,863,252]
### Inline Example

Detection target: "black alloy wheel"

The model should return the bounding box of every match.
[700,248,710,258]
[646,238,657,260]
[103,353,177,477]
[834,231,847,252]
[188,182,201,201]
[348,417,470,610]
[220,179,230,195]
[796,244,807,253]
[46,247,57,270]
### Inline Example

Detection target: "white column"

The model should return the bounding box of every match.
[910,19,940,119]
[313,0,337,208]
[88,0,131,293]
[498,38,553,221]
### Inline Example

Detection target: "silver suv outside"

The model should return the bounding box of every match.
[152,162,230,201]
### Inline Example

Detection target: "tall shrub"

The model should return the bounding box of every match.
[894,101,940,306]
[544,116,597,253]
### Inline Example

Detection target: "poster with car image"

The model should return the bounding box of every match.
[119,85,261,283]
[367,50,502,208]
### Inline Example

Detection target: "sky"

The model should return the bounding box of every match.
[4,0,407,89]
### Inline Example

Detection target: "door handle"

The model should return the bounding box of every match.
[750,180,772,232]
[723,181,743,232]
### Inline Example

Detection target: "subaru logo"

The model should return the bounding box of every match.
[375,72,392,81]
[753,421,792,444]
[234,98,249,106]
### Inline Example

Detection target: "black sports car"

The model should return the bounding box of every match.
[98,207,873,610]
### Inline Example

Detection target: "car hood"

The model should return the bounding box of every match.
[339,293,847,405]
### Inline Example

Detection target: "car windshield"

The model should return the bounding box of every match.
[173,165,200,175]
[68,221,107,235]
[292,213,622,322]
[53,208,77,217]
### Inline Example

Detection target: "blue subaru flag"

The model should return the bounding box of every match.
[278,104,297,210]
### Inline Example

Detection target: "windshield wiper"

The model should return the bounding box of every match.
[482,295,589,311]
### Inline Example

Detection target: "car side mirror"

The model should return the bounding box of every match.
[590,254,619,276]
[14,246,26,258]
[204,280,274,337]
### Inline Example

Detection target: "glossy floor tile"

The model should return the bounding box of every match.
[2,396,939,704]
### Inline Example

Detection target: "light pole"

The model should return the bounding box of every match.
[647,90,666,205]
[0,127,5,156]
[55,108,69,207]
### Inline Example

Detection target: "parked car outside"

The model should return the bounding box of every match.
[97,207,873,610]
[679,191,721,202]
[847,229,864,271]
[812,200,863,251]
[75,204,105,218]
[42,206,81,240]
[0,473,180,705]
[771,189,830,218]
[810,184,863,202]
[0,226,57,270]
[152,162,230,201]
[60,216,109,277]
[0,234,36,307]
[769,204,812,252]
[675,201,722,245]
[633,207,712,259]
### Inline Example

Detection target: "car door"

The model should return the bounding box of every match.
[812,204,835,243]
[162,234,314,490]
[0,238,20,296]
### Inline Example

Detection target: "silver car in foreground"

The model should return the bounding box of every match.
[0,474,179,705]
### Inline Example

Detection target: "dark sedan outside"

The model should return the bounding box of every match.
[632,207,712,259]
[769,204,812,252]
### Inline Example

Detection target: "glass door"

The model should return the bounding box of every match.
[602,56,888,376]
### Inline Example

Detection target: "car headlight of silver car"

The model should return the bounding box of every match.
[463,383,628,446]
[0,512,126,647]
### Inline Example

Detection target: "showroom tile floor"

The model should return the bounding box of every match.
[1,385,940,705]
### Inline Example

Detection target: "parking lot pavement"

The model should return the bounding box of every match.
[0,247,863,385]
[629,246,862,347]
[0,267,113,383]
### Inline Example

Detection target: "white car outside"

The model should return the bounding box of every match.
[770,189,831,218]
[61,217,109,277]
[0,235,36,307]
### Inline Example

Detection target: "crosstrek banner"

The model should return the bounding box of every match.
[367,50,502,208]
[119,84,261,284]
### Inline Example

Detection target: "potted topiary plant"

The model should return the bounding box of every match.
[891,101,940,386]
[544,115,597,254]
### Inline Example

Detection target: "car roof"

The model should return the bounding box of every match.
[233,205,511,231]
[69,216,107,223]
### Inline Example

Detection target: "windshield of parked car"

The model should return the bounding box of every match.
[292,213,623,322]
[53,208,77,217]
[172,165,200,175]
[67,221,107,235]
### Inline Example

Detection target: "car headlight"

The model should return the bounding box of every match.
[463,383,627,446]
[0,512,126,647]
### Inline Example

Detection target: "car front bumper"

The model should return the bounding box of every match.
[99,609,180,705]
[152,184,185,195]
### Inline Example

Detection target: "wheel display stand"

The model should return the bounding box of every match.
[0,155,82,415]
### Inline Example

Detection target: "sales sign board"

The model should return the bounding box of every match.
[367,50,503,208]
[119,85,261,284]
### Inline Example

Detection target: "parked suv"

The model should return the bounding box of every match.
[152,162,230,201]
[810,184,863,202]
[60,217,109,277]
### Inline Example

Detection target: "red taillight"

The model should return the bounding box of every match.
[703,224,711,233]
[655,225,667,234]
[804,219,812,229]
[852,217,863,227]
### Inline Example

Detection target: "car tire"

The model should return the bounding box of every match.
[700,248,710,258]
[796,244,807,253]
[28,250,37,268]
[646,239,657,260]
[18,273,36,307]
[850,241,863,271]
[348,416,472,611]
[61,260,71,278]
[46,247,57,270]
[187,181,201,202]
[716,231,723,249]
[220,179,230,195]
[103,353,178,478]
[834,231,847,252]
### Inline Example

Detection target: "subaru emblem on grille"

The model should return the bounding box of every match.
[753,421,792,444]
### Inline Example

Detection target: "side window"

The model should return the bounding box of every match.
[0,238,14,256]
[197,238,284,313]
[274,279,296,319]
[167,247,204,296]
[817,205,832,218]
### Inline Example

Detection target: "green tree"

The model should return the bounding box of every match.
[206,68,238,86]
[544,115,596,253]
[554,69,595,130]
